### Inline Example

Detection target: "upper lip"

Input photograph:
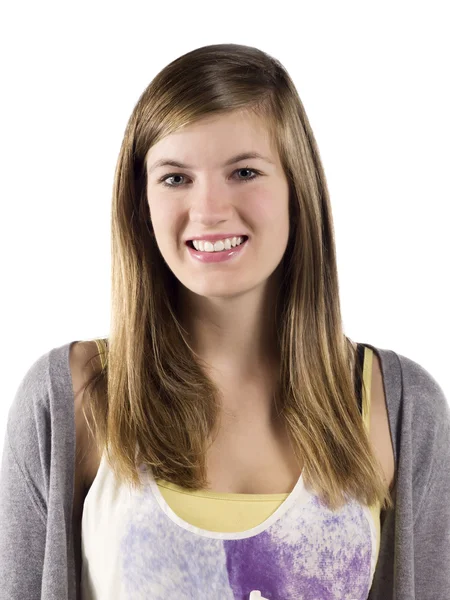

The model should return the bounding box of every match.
[184,233,249,243]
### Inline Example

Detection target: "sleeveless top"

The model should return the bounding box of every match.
[81,340,381,600]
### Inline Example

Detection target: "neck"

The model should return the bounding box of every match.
[177,275,281,381]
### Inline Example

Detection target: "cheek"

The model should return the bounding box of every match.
[148,199,182,239]
[246,187,289,230]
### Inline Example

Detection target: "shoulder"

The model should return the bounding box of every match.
[395,352,450,527]
[69,340,103,454]
[70,340,104,510]
[69,340,104,431]
[365,346,396,491]
[367,345,450,496]
[4,342,79,513]
[396,352,449,418]
[7,346,54,425]
[365,345,448,421]
[358,343,448,427]
[69,340,103,385]
[3,350,53,515]
[396,351,450,467]
[6,344,72,458]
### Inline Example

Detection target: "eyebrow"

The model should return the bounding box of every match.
[147,151,274,175]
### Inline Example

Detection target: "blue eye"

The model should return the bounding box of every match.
[159,167,261,189]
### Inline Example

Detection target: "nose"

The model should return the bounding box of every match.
[188,179,234,227]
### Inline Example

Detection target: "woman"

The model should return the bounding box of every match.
[1,43,449,600]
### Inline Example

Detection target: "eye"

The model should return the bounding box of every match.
[159,167,262,188]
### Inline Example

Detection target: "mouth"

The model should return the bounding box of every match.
[186,235,248,254]
[185,235,249,264]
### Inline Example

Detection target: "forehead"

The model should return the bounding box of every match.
[145,110,276,170]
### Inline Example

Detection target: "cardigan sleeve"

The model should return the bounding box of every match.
[0,347,77,600]
[0,352,50,599]
[368,348,450,600]
[0,430,47,599]
[410,359,450,597]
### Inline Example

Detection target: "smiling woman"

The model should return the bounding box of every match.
[1,42,449,600]
[145,108,289,300]
[144,108,290,298]
[77,43,395,599]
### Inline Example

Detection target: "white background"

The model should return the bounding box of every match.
[1,1,449,460]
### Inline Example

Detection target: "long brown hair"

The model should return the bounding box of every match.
[81,43,393,512]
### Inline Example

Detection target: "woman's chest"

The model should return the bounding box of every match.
[204,415,304,494]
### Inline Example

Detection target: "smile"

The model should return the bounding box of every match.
[190,236,247,252]
[186,236,249,263]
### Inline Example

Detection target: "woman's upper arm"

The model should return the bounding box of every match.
[0,421,46,598]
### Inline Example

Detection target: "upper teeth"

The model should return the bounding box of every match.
[192,236,246,252]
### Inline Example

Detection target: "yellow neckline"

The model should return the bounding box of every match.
[156,479,290,501]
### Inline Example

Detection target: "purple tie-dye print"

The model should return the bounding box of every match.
[119,488,235,598]
[81,457,376,599]
[223,495,372,600]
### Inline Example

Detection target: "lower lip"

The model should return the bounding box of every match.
[186,239,249,263]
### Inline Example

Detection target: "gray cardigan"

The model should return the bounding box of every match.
[0,340,449,599]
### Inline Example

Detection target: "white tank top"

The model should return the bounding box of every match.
[81,342,380,599]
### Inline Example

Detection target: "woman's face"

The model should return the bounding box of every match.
[145,109,290,300]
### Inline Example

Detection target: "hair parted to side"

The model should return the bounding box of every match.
[81,43,393,512]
